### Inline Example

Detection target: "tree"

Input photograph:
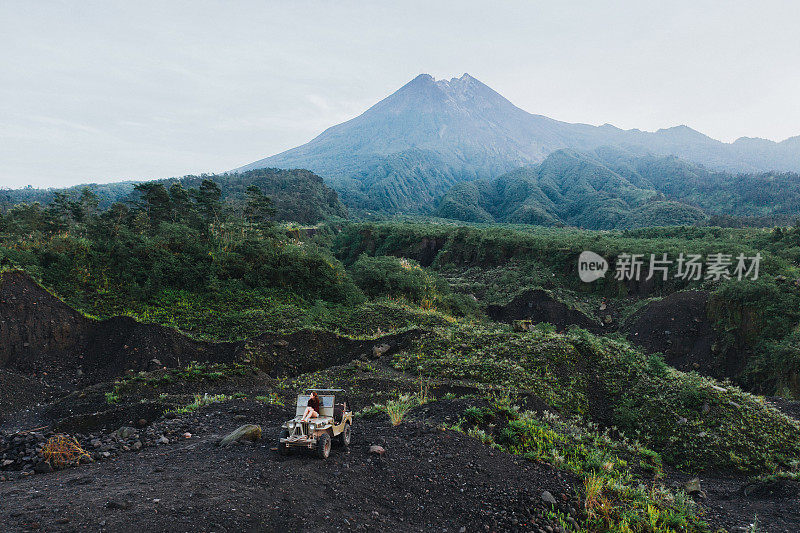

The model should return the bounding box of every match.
[79,188,99,218]
[196,179,222,225]
[168,182,195,223]
[49,191,74,228]
[244,185,275,227]
[134,183,172,225]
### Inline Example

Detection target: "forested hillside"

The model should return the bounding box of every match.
[0,169,347,224]
[436,147,800,229]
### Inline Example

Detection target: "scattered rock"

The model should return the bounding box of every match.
[157,436,169,445]
[106,498,131,510]
[34,462,53,474]
[372,344,391,358]
[369,445,386,456]
[112,427,138,440]
[684,478,706,498]
[541,491,557,505]
[218,425,262,447]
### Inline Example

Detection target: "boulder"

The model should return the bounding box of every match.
[112,427,138,440]
[372,344,391,358]
[684,477,706,498]
[541,490,557,505]
[368,445,385,456]
[34,462,53,474]
[218,425,262,447]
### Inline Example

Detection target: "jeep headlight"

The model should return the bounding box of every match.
[287,421,295,429]
[309,423,316,432]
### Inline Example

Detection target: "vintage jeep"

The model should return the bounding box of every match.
[277,388,352,459]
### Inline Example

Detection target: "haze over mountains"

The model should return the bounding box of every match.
[239,73,800,213]
[4,73,800,229]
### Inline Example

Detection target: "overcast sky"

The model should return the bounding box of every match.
[2,0,799,188]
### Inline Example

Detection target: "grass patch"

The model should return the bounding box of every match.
[385,393,424,426]
[455,403,708,532]
[254,392,285,406]
[164,393,231,415]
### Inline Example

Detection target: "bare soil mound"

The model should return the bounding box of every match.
[0,369,63,424]
[486,289,601,332]
[244,329,419,378]
[624,291,718,374]
[0,270,420,388]
[0,271,236,383]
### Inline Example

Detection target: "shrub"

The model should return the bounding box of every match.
[41,435,90,469]
[385,393,425,426]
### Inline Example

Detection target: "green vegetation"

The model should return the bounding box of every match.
[394,324,800,473]
[3,185,800,531]
[0,168,347,224]
[165,393,232,415]
[436,147,800,229]
[334,221,800,396]
[0,176,362,340]
[384,393,426,426]
[452,403,709,532]
[254,393,285,406]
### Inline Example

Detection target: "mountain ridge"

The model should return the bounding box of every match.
[436,146,800,229]
[237,73,800,212]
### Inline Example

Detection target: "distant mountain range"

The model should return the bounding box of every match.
[238,73,800,213]
[436,146,800,229]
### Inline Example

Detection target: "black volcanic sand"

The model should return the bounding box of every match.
[0,400,579,533]
[2,398,800,532]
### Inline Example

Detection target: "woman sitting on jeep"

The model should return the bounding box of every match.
[301,391,321,421]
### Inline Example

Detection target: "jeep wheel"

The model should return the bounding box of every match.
[316,432,331,459]
[338,422,351,447]
[277,429,292,456]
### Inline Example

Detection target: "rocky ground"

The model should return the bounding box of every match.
[1,399,581,533]
[2,270,800,532]
[1,396,799,532]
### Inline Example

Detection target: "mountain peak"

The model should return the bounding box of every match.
[236,73,800,212]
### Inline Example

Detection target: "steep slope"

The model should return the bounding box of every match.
[0,270,413,387]
[239,73,575,211]
[238,73,800,212]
